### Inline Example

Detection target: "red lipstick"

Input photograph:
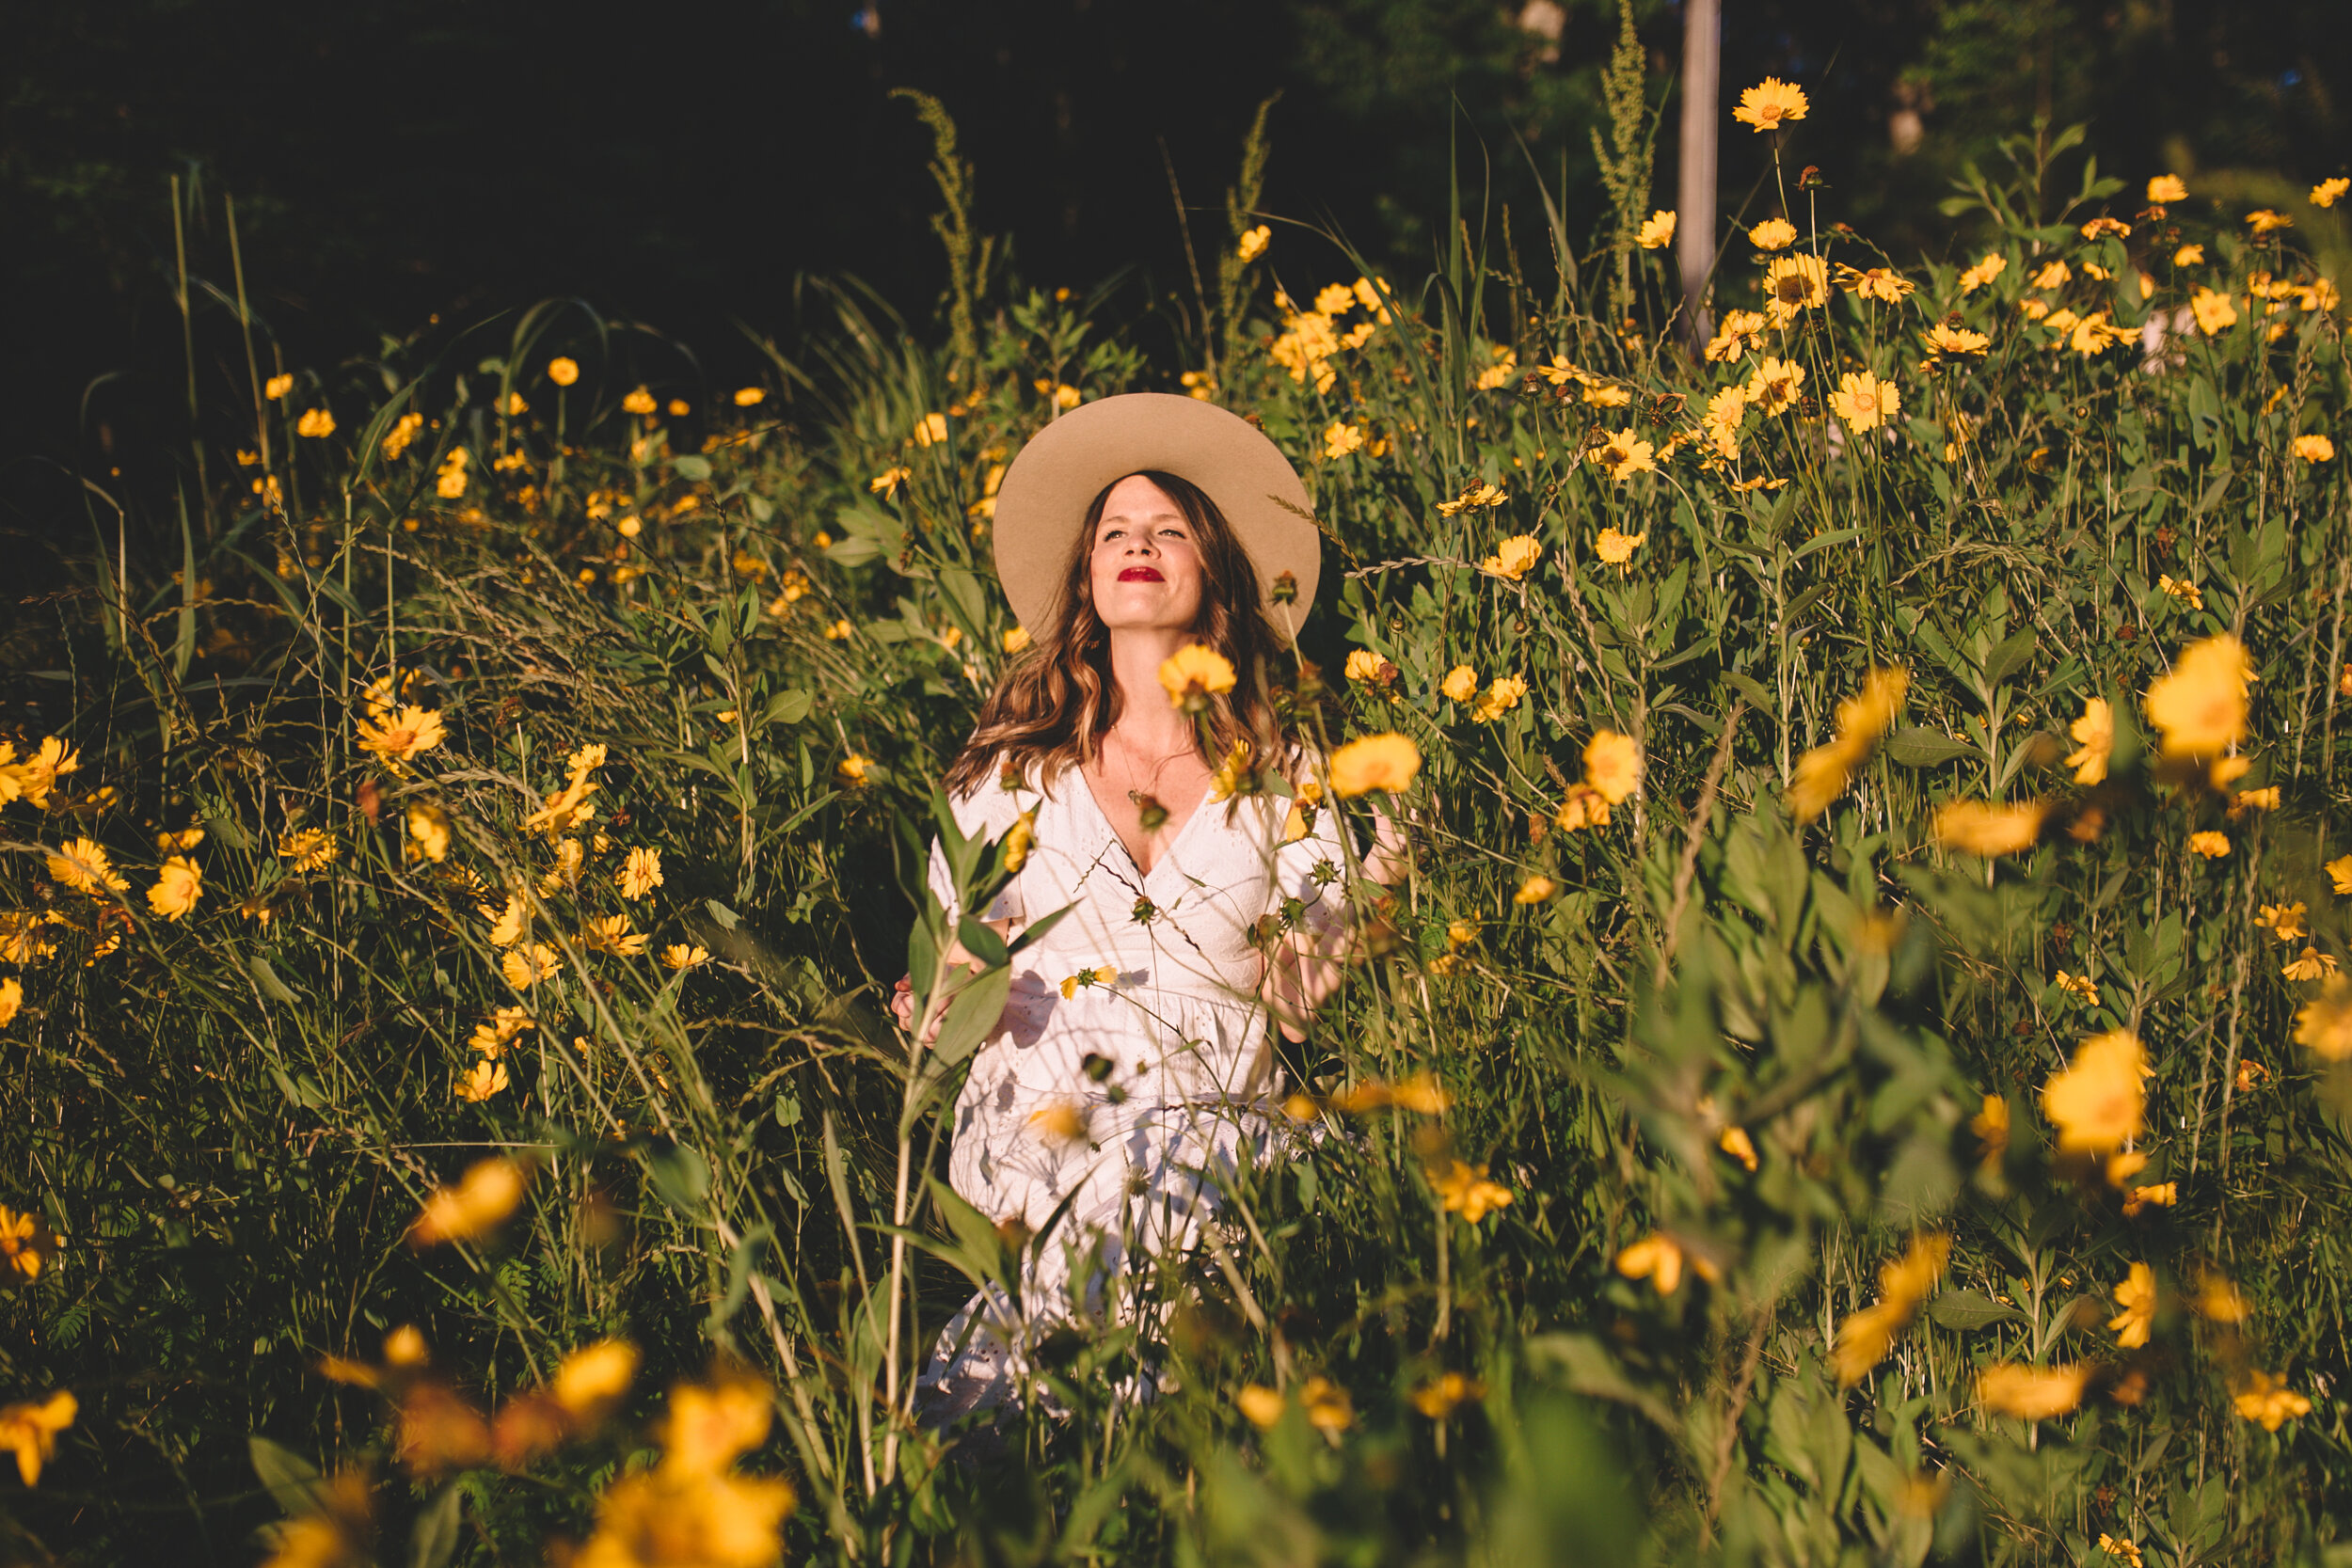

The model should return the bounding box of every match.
[1117,566,1164,582]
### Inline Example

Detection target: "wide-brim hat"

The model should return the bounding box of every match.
[991,392,1320,641]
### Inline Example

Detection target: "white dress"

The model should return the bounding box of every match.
[915,757,1350,1417]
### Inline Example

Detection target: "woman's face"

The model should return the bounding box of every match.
[1088,474,1205,633]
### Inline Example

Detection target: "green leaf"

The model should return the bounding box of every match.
[408,1484,464,1568]
[1926,1289,2026,1331]
[1981,628,2037,690]
[932,963,1011,1068]
[645,1144,711,1215]
[671,454,713,481]
[248,1434,328,1519]
[250,956,301,1006]
[1883,727,1979,768]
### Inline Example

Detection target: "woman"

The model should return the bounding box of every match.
[894,393,1359,1421]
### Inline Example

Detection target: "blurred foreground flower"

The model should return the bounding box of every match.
[575,1371,794,1568]
[1789,668,1907,821]
[1430,1160,1512,1223]
[408,1157,531,1246]
[2233,1370,2311,1432]
[1978,1362,2090,1419]
[2109,1262,2156,1348]
[1,1212,62,1278]
[1615,1231,1718,1295]
[2296,979,2352,1060]
[1833,1233,1950,1385]
[1159,644,1236,712]
[1328,733,1420,798]
[0,1391,75,1486]
[2043,1030,2149,1155]
[1932,799,2049,856]
[1409,1370,1484,1418]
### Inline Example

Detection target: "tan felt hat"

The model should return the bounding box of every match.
[991,392,1320,641]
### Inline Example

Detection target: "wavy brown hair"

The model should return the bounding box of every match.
[943,469,1292,797]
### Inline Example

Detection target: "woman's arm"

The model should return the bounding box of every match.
[1259,800,1408,1041]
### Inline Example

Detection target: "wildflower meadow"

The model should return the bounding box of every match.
[8,60,2352,1568]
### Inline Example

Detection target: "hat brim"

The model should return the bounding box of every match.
[991,393,1320,643]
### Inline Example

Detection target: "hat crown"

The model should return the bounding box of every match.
[989,393,1320,641]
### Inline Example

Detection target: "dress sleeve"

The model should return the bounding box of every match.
[925,771,1029,927]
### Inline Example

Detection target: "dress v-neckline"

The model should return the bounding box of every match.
[1072,768,1211,882]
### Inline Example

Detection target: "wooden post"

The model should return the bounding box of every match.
[1677,0,1722,351]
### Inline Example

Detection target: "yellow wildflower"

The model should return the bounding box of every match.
[1733,77,1808,132]
[2312,178,2350,209]
[1513,874,1556,905]
[0,1391,76,1487]
[1236,225,1271,262]
[1481,534,1544,579]
[1589,428,1657,481]
[1636,210,1676,249]
[2108,1262,2156,1348]
[1924,322,1991,356]
[1470,675,1527,724]
[581,914,648,958]
[2191,285,2238,334]
[1159,644,1237,712]
[2042,1029,2149,1153]
[619,847,663,900]
[1436,481,1507,515]
[1595,528,1645,564]
[296,407,336,438]
[1763,253,1830,322]
[1959,253,2009,293]
[2247,209,2293,235]
[1027,1100,1089,1144]
[1328,733,1421,797]
[2235,1370,2312,1432]
[467,1007,533,1058]
[2145,634,2251,756]
[1409,1371,1483,1419]
[264,372,294,400]
[1748,217,1798,251]
[408,1157,529,1244]
[357,705,446,766]
[501,942,562,989]
[1744,356,1805,414]
[2188,831,2231,859]
[2055,971,2099,1005]
[1,1205,58,1284]
[1932,799,2050,856]
[1978,1363,2090,1420]
[1441,665,1481,703]
[147,855,202,920]
[1719,1125,1758,1171]
[2030,259,2073,291]
[2123,1182,2177,1216]
[2282,947,2338,982]
[1836,264,1915,302]
[1830,371,1899,433]
[2172,243,2205,267]
[1616,1231,1719,1293]
[834,753,871,787]
[2066,698,2113,784]
[2147,174,2187,204]
[1833,1233,1950,1385]
[2293,434,2335,462]
[1322,420,1365,459]
[733,386,766,407]
[1430,1160,1513,1223]
[1343,650,1394,685]
[1585,731,1641,802]
[2256,902,2308,942]
[0,978,20,1028]
[1237,1385,1285,1428]
[1472,344,1518,389]
[622,387,657,415]
[660,943,711,972]
[46,837,129,895]
[1788,667,1908,822]
[547,356,580,387]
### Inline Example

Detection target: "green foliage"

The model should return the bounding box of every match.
[5,94,2352,1568]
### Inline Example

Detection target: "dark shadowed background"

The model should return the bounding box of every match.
[3,0,2344,535]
